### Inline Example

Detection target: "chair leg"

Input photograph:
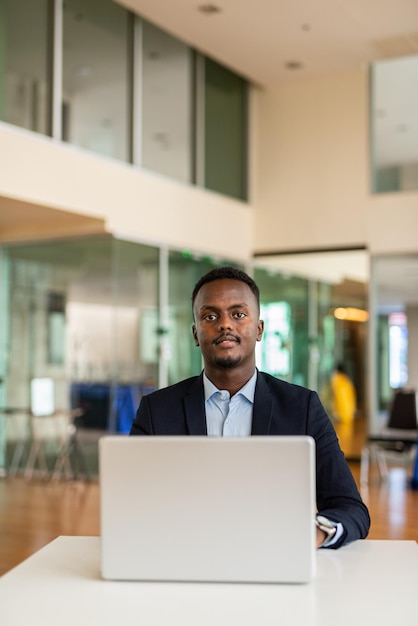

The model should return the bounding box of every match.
[25,440,49,479]
[360,446,370,485]
[8,440,26,476]
[52,438,73,480]
[375,448,389,481]
[52,432,90,481]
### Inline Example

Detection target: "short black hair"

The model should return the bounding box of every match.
[192,266,260,311]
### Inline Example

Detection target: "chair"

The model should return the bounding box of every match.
[52,409,91,481]
[360,389,418,485]
[25,411,72,479]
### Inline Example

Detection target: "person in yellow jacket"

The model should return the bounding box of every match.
[331,363,357,423]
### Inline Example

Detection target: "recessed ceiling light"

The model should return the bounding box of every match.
[198,4,222,15]
[285,61,303,70]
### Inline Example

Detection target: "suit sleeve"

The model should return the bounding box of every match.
[307,391,370,548]
[130,395,154,435]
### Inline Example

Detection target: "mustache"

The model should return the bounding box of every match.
[214,334,240,345]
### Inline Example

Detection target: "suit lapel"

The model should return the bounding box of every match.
[251,373,274,435]
[183,374,207,435]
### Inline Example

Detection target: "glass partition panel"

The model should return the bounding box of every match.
[167,253,217,385]
[62,0,131,160]
[167,253,243,385]
[3,237,159,440]
[0,0,51,134]
[110,238,159,432]
[371,55,418,193]
[204,57,247,200]
[254,268,309,387]
[371,254,418,432]
[254,251,369,419]
[141,21,193,183]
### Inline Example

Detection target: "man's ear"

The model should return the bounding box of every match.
[256,319,264,342]
[192,324,199,346]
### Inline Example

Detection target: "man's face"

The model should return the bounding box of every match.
[192,279,264,371]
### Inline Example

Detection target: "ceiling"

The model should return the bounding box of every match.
[0,196,106,244]
[118,0,418,87]
[254,250,369,285]
[118,0,418,170]
[255,250,418,311]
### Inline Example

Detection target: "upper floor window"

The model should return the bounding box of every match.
[0,0,52,134]
[0,0,249,201]
[62,0,132,161]
[371,55,418,193]
[203,57,248,201]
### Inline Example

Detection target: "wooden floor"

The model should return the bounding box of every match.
[1,420,417,576]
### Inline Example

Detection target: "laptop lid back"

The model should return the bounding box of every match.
[99,436,316,583]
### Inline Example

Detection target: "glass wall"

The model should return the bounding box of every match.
[254,268,310,387]
[62,0,132,160]
[0,0,51,134]
[371,254,418,432]
[167,252,226,385]
[204,58,248,200]
[0,0,249,201]
[2,237,159,435]
[168,253,204,385]
[371,55,418,193]
[140,21,193,183]
[254,252,369,420]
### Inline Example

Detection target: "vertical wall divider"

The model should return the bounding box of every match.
[158,247,169,390]
[51,0,63,140]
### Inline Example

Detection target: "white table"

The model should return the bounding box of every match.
[0,537,417,626]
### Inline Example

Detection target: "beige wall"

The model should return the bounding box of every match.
[253,69,418,255]
[0,123,254,262]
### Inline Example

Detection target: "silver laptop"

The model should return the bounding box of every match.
[99,436,316,584]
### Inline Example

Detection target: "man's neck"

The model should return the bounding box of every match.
[204,367,256,396]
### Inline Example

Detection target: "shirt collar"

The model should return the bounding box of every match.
[203,369,257,403]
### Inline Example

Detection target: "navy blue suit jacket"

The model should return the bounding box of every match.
[130,371,370,548]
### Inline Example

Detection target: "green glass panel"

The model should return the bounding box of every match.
[141,21,193,183]
[254,268,309,386]
[371,56,418,194]
[3,236,159,437]
[0,0,51,134]
[204,58,247,200]
[167,253,243,385]
[62,0,131,160]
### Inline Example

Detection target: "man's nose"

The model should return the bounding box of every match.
[218,313,233,330]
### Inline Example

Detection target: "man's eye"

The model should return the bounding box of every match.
[204,314,217,321]
[234,312,246,319]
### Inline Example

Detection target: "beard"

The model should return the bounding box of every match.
[214,355,241,369]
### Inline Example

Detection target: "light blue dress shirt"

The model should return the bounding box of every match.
[203,370,257,437]
[202,369,343,547]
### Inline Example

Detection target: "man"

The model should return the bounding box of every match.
[130,266,370,549]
